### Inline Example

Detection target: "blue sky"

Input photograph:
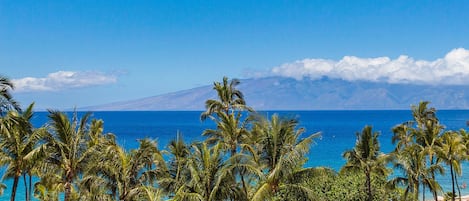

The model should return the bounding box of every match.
[1,0,469,110]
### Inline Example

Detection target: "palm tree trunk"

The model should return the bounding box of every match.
[64,182,71,201]
[433,177,439,201]
[206,183,211,201]
[28,174,32,201]
[64,174,74,201]
[230,144,249,199]
[64,169,75,201]
[455,173,462,201]
[451,163,455,201]
[10,175,19,201]
[431,158,438,201]
[366,171,372,201]
[23,174,28,201]
[121,183,127,201]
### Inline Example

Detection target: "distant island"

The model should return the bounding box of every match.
[82,76,469,111]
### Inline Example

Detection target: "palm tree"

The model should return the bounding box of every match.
[411,101,444,201]
[38,110,106,201]
[392,121,415,152]
[203,111,250,157]
[250,114,320,200]
[390,143,443,201]
[157,132,191,197]
[86,138,162,200]
[202,109,252,198]
[200,76,251,121]
[0,75,20,113]
[342,126,389,201]
[391,144,425,201]
[201,77,255,199]
[438,131,466,201]
[76,120,117,200]
[0,103,44,201]
[172,142,234,201]
[392,102,444,201]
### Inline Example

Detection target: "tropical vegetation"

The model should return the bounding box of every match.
[0,75,469,201]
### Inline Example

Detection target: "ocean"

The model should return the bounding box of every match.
[2,110,469,200]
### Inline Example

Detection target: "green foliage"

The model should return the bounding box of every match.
[342,126,390,201]
[279,167,400,201]
[249,114,321,201]
[0,103,45,201]
[157,132,191,197]
[0,75,21,113]
[390,101,454,201]
[200,76,251,121]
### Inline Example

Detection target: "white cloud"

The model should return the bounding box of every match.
[13,71,118,92]
[269,48,469,85]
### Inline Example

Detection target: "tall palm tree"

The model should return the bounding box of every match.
[39,110,104,201]
[411,101,444,201]
[250,114,320,200]
[200,76,251,121]
[201,77,255,199]
[438,131,466,201]
[392,102,444,201]
[0,75,20,113]
[342,126,389,201]
[0,103,44,201]
[157,132,191,197]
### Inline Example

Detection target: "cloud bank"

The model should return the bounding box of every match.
[269,48,469,85]
[13,71,118,92]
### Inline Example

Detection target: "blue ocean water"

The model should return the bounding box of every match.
[2,110,469,200]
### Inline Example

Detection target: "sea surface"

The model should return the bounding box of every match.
[2,110,469,200]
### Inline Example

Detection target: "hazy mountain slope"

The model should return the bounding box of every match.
[82,77,469,111]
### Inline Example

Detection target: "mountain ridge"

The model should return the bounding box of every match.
[81,77,469,111]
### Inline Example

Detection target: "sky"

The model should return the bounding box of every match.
[1,0,469,110]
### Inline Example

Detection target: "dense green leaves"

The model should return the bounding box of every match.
[438,131,467,201]
[250,114,321,200]
[0,103,43,201]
